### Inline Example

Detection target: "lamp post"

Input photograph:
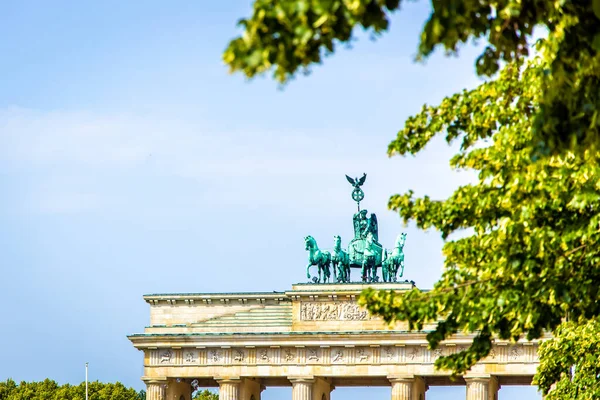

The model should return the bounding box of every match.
[85,362,88,400]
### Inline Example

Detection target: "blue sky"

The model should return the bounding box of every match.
[0,1,540,399]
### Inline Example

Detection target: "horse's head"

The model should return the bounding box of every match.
[304,235,315,250]
[333,235,341,249]
[396,232,407,248]
[366,232,374,245]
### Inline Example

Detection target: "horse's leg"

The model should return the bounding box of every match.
[372,263,378,282]
[331,261,338,282]
[345,262,351,282]
[384,263,389,282]
[361,261,368,282]
[306,263,312,280]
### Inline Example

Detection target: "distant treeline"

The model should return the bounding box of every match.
[0,379,144,400]
[0,379,218,400]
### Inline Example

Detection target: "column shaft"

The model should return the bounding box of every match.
[218,379,240,400]
[390,379,412,400]
[289,378,314,400]
[465,377,498,400]
[389,376,427,400]
[146,382,166,400]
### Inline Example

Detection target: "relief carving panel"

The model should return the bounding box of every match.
[300,302,376,321]
[147,343,538,366]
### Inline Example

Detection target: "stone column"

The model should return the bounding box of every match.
[289,377,314,400]
[389,376,427,400]
[390,377,413,400]
[465,376,498,400]
[217,378,241,400]
[145,380,166,400]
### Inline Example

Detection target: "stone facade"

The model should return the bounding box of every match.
[129,283,542,400]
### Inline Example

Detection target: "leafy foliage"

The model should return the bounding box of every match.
[224,0,600,153]
[534,319,600,398]
[355,56,600,384]
[193,389,218,400]
[0,379,143,400]
[225,0,600,395]
[347,53,598,373]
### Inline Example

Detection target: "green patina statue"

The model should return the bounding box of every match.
[304,235,331,283]
[304,174,407,284]
[382,233,407,282]
[345,173,366,211]
[331,235,350,283]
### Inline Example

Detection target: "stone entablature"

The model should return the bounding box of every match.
[144,343,537,368]
[130,283,544,400]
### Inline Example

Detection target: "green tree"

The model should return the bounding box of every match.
[0,380,141,400]
[0,379,18,399]
[224,0,600,154]
[193,389,218,400]
[352,56,600,390]
[534,319,600,399]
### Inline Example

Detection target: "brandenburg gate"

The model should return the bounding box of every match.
[128,175,541,400]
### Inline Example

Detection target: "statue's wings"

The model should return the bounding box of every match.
[370,213,379,241]
[345,175,356,186]
[358,173,367,186]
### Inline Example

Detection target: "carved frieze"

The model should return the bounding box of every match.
[407,347,420,361]
[209,349,221,363]
[332,348,344,363]
[509,346,522,360]
[233,349,245,362]
[283,348,296,362]
[383,346,395,362]
[184,350,197,364]
[306,348,320,362]
[258,349,270,363]
[147,343,538,367]
[300,302,376,321]
[160,350,172,364]
[356,348,370,362]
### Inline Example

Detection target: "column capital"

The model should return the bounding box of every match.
[290,377,314,400]
[465,375,499,400]
[464,374,496,381]
[288,376,315,384]
[388,375,428,390]
[464,375,499,387]
[215,377,242,385]
[142,377,167,384]
[388,375,417,383]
